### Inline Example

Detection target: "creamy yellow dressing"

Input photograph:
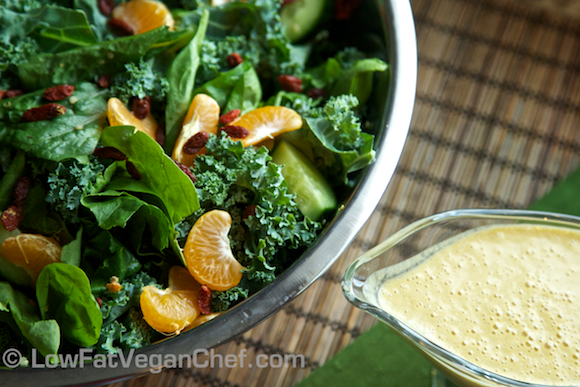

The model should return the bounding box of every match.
[374,224,580,385]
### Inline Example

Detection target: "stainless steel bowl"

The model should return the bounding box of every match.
[2,0,416,385]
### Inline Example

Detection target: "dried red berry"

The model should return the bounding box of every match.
[0,90,5,101]
[198,285,211,315]
[155,123,166,146]
[1,205,23,232]
[97,74,111,88]
[93,146,127,160]
[334,0,362,20]
[126,161,142,180]
[5,90,24,99]
[183,132,209,155]
[132,96,150,119]
[23,103,66,122]
[307,88,326,99]
[13,177,31,207]
[226,52,243,68]
[107,18,134,36]
[43,85,75,101]
[219,109,241,125]
[174,160,197,184]
[222,125,250,139]
[96,297,103,308]
[98,0,114,16]
[243,204,257,220]
[278,75,302,93]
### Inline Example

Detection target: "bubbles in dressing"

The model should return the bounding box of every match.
[375,225,580,385]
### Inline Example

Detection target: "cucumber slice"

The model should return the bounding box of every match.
[272,141,337,221]
[280,0,330,42]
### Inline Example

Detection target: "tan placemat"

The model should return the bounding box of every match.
[106,0,580,385]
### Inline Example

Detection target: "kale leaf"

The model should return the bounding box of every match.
[46,157,104,224]
[191,133,321,285]
[211,285,249,312]
[110,59,169,104]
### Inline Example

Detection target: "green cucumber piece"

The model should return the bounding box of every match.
[272,141,337,220]
[280,0,330,43]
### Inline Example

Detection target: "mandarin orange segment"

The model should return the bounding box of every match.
[168,266,201,294]
[183,210,243,291]
[0,233,62,286]
[185,312,223,331]
[111,0,174,35]
[140,285,199,334]
[171,94,220,167]
[227,106,302,147]
[107,97,157,139]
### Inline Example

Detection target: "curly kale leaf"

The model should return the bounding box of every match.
[0,38,39,89]
[211,285,249,312]
[110,59,169,103]
[45,157,104,224]
[192,133,321,284]
[196,35,261,88]
[95,272,161,354]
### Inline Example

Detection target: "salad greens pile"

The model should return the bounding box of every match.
[0,0,388,365]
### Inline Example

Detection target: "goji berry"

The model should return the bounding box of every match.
[334,0,362,20]
[43,85,75,101]
[222,125,250,139]
[219,109,241,125]
[198,285,211,315]
[5,90,24,99]
[93,146,127,160]
[13,177,31,207]
[96,297,103,308]
[132,96,150,119]
[126,161,142,180]
[0,90,5,101]
[1,205,23,232]
[156,123,166,146]
[107,18,134,36]
[97,75,111,88]
[174,160,197,184]
[278,75,302,93]
[23,103,66,122]
[226,53,243,68]
[307,88,326,99]
[243,204,257,220]
[98,0,114,16]
[183,132,209,155]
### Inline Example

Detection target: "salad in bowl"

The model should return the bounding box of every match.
[0,0,391,370]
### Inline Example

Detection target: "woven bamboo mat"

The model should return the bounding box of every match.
[107,0,580,385]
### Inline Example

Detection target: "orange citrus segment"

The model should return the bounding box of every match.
[111,0,174,35]
[172,94,220,167]
[227,106,302,147]
[168,266,201,294]
[0,233,61,286]
[107,97,157,139]
[185,312,223,331]
[140,285,199,334]
[183,210,243,291]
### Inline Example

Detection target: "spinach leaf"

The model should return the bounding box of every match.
[193,61,262,113]
[81,190,174,252]
[164,8,209,153]
[84,231,142,294]
[72,0,112,42]
[61,228,83,266]
[2,83,107,163]
[331,58,388,106]
[20,180,72,242]
[0,150,24,212]
[81,190,146,230]
[36,263,102,347]
[0,4,97,49]
[0,281,60,357]
[17,27,185,89]
[100,126,199,223]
